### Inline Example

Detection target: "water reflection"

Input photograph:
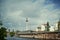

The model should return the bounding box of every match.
[6,37,40,40]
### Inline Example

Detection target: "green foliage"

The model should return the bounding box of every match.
[37,27,41,29]
[10,32,15,37]
[47,22,50,31]
[0,27,7,40]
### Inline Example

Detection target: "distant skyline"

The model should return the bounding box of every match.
[0,0,60,31]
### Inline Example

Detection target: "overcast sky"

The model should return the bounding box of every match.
[0,0,60,31]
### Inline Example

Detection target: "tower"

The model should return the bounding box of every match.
[26,18,29,31]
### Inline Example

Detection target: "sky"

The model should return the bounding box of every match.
[0,0,60,31]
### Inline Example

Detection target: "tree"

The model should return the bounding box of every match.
[10,32,15,37]
[47,22,50,31]
[0,27,7,40]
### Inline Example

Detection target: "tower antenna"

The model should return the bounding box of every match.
[26,17,29,31]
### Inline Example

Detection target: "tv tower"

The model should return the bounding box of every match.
[26,18,29,31]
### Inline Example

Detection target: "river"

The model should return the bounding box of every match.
[6,37,40,40]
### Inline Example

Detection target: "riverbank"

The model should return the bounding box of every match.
[16,31,60,40]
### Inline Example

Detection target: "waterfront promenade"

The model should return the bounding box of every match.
[16,31,60,40]
[5,31,60,40]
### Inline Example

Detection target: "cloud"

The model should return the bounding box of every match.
[1,0,60,31]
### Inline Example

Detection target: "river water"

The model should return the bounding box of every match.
[6,37,58,40]
[6,37,40,40]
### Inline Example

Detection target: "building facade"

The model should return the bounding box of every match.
[37,22,50,32]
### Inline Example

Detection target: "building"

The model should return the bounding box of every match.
[37,24,48,32]
[41,24,47,31]
[37,22,50,32]
[54,23,58,31]
[50,26,55,32]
